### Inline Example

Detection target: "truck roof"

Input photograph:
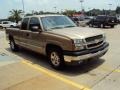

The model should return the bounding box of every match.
[24,14,65,18]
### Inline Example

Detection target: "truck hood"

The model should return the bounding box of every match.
[47,27,104,39]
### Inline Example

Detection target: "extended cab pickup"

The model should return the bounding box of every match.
[6,15,109,69]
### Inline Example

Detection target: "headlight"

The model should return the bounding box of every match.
[73,39,83,44]
[73,39,84,50]
[103,34,106,39]
[103,34,106,42]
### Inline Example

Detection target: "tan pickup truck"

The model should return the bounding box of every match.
[6,15,109,69]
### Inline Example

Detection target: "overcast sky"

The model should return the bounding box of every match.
[0,0,119,18]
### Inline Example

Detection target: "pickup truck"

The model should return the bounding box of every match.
[6,15,109,69]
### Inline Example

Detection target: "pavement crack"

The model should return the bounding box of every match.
[91,64,120,89]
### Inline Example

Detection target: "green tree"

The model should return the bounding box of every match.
[116,6,120,14]
[62,10,76,16]
[8,9,23,23]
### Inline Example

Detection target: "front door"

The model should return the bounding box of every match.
[27,17,46,54]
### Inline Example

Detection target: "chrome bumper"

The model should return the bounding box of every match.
[64,46,108,63]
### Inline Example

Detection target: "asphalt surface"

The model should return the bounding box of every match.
[0,25,120,90]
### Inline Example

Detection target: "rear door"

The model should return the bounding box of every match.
[19,18,31,48]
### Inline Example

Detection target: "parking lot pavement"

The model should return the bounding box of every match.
[0,31,5,39]
[0,25,120,90]
[93,67,120,90]
[0,52,20,67]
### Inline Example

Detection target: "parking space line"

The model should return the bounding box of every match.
[21,60,90,90]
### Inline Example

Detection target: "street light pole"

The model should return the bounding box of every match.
[54,7,57,13]
[80,0,84,14]
[22,0,25,15]
[108,4,112,10]
[108,4,112,15]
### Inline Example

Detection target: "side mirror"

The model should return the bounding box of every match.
[31,26,39,32]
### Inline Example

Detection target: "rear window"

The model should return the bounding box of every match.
[108,16,117,20]
[96,16,106,20]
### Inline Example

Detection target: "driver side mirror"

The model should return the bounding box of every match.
[31,26,42,32]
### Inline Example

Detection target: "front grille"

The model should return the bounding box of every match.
[87,41,104,49]
[85,35,104,49]
[85,35,103,42]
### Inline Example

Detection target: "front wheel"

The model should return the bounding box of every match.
[47,48,65,70]
[0,26,3,29]
[10,39,19,51]
[110,25,114,28]
[100,24,105,28]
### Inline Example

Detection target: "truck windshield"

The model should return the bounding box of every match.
[41,16,76,30]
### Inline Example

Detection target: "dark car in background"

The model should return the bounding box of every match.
[87,15,118,28]
[117,17,120,24]
[71,16,93,27]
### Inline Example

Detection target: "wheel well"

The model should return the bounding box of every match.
[46,44,63,55]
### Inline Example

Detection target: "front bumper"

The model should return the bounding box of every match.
[63,42,109,64]
[106,23,118,26]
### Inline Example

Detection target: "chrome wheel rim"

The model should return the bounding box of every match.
[10,41,15,50]
[50,52,60,66]
[101,24,103,28]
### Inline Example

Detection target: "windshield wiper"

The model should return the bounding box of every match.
[50,27,64,29]
[64,25,75,28]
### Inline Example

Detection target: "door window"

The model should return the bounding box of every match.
[29,17,41,31]
[3,22,9,24]
[21,18,29,30]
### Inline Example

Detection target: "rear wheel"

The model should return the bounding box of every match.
[100,24,105,28]
[47,48,65,70]
[10,39,19,51]
[89,24,93,27]
[10,25,14,28]
[0,26,3,29]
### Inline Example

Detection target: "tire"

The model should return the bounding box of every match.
[110,25,114,28]
[89,24,93,27]
[4,27,6,30]
[10,39,19,52]
[10,25,14,28]
[0,26,3,29]
[100,24,105,28]
[47,48,65,70]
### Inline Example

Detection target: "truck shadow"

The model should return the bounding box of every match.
[6,48,105,76]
